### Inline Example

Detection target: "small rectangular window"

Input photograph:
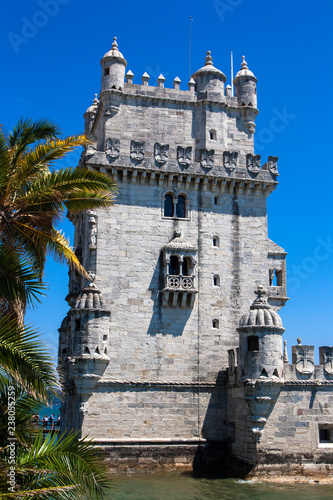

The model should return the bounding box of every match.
[247,335,259,352]
[319,425,333,446]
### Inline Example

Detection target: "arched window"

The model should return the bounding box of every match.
[163,193,188,219]
[213,275,220,287]
[182,257,192,276]
[104,67,110,76]
[212,319,219,329]
[169,256,180,275]
[164,194,173,217]
[176,195,186,218]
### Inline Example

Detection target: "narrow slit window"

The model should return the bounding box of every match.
[213,235,220,247]
[213,275,220,287]
[104,67,110,76]
[212,319,219,329]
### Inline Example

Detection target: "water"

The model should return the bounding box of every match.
[109,471,333,500]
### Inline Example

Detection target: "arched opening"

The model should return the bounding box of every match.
[169,256,180,276]
[260,368,268,377]
[273,369,279,377]
[104,67,110,76]
[164,193,174,217]
[176,195,186,218]
[247,335,259,351]
[84,346,90,354]
[213,275,220,287]
[212,319,219,329]
[209,129,217,140]
[182,257,192,276]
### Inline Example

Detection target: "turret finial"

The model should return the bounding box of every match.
[250,285,270,310]
[297,337,302,345]
[241,55,248,69]
[93,94,98,105]
[112,37,118,49]
[205,51,213,66]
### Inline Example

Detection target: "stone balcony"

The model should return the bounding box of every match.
[162,274,197,308]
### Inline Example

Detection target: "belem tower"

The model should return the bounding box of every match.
[58,38,333,478]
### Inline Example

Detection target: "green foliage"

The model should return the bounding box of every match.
[0,118,115,498]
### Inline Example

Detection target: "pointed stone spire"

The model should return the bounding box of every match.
[188,77,196,93]
[283,340,289,363]
[126,70,134,84]
[157,74,165,88]
[173,76,181,90]
[142,72,150,86]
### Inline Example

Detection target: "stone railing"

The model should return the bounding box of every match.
[164,275,194,290]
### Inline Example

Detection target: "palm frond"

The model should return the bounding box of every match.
[12,431,114,499]
[21,136,88,179]
[0,246,46,314]
[12,223,89,277]
[0,318,59,402]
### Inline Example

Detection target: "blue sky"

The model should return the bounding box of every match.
[2,0,332,362]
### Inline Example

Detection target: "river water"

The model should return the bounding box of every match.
[109,471,333,500]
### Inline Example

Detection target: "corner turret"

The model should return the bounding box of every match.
[84,94,98,136]
[233,55,257,108]
[238,286,285,379]
[100,37,127,92]
[191,51,226,94]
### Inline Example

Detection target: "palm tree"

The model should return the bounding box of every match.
[0,118,116,497]
[0,117,117,318]
[0,318,113,499]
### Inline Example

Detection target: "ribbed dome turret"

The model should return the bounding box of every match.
[239,286,283,329]
[237,286,285,379]
[74,283,105,311]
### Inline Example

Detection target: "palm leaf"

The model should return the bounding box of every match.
[0,246,46,314]
[0,318,58,402]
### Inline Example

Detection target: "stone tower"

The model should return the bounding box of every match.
[58,39,290,470]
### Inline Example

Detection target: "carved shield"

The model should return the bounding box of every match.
[268,156,279,176]
[154,143,169,164]
[247,154,261,174]
[294,345,314,374]
[200,149,214,169]
[177,146,192,167]
[105,138,120,158]
[224,151,238,171]
[130,140,145,162]
[320,346,333,375]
